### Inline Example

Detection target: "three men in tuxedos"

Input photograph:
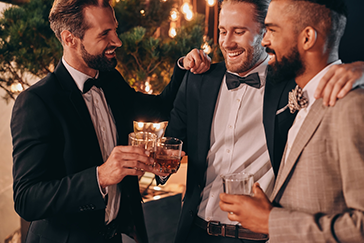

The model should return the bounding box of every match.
[219,0,364,242]
[10,0,211,242]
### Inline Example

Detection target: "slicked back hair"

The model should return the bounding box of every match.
[49,0,111,43]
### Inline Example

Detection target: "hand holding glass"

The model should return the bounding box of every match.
[221,172,254,196]
[155,137,183,174]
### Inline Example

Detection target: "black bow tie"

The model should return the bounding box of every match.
[225,72,261,90]
[83,78,102,93]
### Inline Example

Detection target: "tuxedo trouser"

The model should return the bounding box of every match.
[185,224,268,243]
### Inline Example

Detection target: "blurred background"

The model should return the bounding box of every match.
[0,0,363,242]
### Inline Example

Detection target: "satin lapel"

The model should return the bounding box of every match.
[263,78,296,174]
[53,61,103,164]
[197,63,226,165]
[271,100,328,200]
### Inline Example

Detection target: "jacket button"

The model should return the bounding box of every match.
[189,210,193,217]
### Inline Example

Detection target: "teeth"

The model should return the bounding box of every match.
[268,53,275,61]
[105,50,114,54]
[227,51,242,57]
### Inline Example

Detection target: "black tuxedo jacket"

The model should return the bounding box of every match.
[165,62,297,243]
[165,62,226,243]
[262,78,297,175]
[11,61,185,243]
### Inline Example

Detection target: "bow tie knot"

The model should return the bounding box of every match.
[83,78,102,93]
[225,72,261,90]
[288,85,308,113]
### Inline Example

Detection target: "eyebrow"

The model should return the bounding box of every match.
[264,23,279,28]
[218,26,249,31]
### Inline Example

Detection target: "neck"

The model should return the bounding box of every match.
[295,52,338,88]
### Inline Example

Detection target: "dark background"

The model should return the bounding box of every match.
[339,0,364,63]
[200,0,364,63]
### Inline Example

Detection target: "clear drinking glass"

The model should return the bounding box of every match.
[154,137,183,174]
[128,132,157,159]
[221,172,254,196]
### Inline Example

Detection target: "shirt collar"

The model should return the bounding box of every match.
[62,57,99,92]
[302,59,342,109]
[226,55,269,88]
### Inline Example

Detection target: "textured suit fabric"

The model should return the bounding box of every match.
[268,88,364,242]
[163,62,227,243]
[11,60,185,243]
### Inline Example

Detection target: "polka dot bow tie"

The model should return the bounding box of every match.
[288,85,308,114]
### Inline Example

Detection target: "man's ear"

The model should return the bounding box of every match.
[60,30,77,47]
[300,26,317,51]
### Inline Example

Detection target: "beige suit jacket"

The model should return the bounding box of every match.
[268,88,364,242]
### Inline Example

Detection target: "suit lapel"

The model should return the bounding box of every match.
[263,78,296,175]
[197,62,226,164]
[271,99,328,200]
[53,61,103,166]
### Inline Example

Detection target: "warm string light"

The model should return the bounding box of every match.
[207,0,216,7]
[10,83,23,93]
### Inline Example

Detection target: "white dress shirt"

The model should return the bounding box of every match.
[62,58,120,224]
[197,57,275,224]
[285,60,342,164]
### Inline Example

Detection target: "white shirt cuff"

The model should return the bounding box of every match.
[177,56,186,70]
[96,166,108,198]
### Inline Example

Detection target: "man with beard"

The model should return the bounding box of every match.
[10,0,210,242]
[219,0,364,242]
[160,0,364,242]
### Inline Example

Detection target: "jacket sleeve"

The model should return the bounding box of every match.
[155,70,190,185]
[11,91,106,221]
[132,61,187,122]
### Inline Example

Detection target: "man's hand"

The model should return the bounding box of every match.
[183,49,211,74]
[98,146,167,188]
[315,61,364,106]
[219,183,273,235]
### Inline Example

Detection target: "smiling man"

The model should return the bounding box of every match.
[219,0,364,242]
[10,0,197,242]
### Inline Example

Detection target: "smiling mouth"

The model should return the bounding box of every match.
[104,49,116,57]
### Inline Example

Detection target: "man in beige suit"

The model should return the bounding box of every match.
[219,0,364,242]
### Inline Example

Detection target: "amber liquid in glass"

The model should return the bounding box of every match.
[155,154,180,173]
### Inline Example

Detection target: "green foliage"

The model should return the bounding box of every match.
[116,13,207,94]
[0,0,62,102]
[0,0,214,101]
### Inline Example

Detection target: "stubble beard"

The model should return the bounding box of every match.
[223,38,265,74]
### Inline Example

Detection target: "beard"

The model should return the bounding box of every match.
[223,37,265,74]
[80,43,117,71]
[266,45,305,84]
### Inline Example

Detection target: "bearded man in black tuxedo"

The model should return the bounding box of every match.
[10,0,210,242]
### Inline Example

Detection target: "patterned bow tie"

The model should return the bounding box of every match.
[83,78,102,93]
[288,85,308,113]
[225,72,261,90]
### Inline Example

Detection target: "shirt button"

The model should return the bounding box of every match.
[229,125,233,129]
[226,149,230,153]
[207,217,211,221]
[102,127,105,132]
[237,99,241,102]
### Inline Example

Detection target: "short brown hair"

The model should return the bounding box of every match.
[221,0,271,32]
[49,0,111,43]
